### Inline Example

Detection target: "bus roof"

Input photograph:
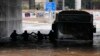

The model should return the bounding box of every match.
[59,10,91,15]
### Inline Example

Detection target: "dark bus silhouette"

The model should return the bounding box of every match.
[52,10,96,45]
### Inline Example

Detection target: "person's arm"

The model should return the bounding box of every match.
[30,32,37,35]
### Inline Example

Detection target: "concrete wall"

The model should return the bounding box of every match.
[0,0,22,37]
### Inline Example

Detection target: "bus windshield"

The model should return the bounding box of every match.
[58,14,92,23]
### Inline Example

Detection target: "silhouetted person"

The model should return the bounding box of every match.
[48,30,57,47]
[52,22,58,39]
[48,30,55,43]
[22,30,29,41]
[37,31,43,43]
[10,30,18,41]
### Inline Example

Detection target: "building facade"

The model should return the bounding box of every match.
[56,0,100,10]
[22,0,100,10]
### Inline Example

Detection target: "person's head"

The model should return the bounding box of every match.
[50,30,52,32]
[13,30,16,33]
[37,31,40,33]
[50,30,54,33]
[24,30,27,33]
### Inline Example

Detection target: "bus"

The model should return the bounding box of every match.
[52,10,96,45]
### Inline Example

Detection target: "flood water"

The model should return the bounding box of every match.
[0,32,99,56]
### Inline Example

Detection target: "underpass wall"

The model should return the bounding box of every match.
[0,0,22,37]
